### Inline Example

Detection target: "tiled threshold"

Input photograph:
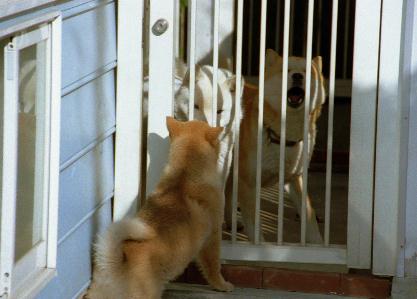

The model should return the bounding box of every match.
[175,264,391,299]
[163,283,361,299]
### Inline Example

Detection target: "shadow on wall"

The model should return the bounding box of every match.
[145,133,170,196]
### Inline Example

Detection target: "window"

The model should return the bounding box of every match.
[0,13,61,298]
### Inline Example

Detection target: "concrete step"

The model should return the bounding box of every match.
[163,284,361,299]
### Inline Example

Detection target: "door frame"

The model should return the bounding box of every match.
[0,12,61,297]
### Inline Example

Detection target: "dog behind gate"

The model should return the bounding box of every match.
[226,49,326,243]
[84,118,233,299]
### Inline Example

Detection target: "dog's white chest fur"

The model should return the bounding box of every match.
[261,131,315,186]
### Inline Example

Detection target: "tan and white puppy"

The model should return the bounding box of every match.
[85,118,233,299]
[232,49,326,243]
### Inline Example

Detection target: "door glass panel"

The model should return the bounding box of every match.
[14,41,47,262]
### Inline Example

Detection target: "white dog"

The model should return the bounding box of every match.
[143,60,243,207]
[174,64,243,191]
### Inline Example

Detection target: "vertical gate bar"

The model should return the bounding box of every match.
[274,0,282,51]
[1,44,19,295]
[277,0,291,245]
[255,0,268,245]
[301,0,314,245]
[232,0,244,243]
[212,0,220,126]
[187,0,196,120]
[324,0,338,247]
[342,0,350,79]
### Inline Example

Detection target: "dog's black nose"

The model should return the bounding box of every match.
[292,73,303,81]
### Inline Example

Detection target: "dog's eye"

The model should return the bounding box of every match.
[217,109,223,114]
[194,104,199,110]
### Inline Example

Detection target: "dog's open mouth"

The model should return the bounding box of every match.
[287,87,305,108]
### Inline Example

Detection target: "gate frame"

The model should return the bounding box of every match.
[373,0,408,276]
[114,0,411,275]
[114,1,144,220]
[347,0,381,270]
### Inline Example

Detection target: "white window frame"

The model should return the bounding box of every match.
[0,12,61,298]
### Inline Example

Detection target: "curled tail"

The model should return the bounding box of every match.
[94,217,154,274]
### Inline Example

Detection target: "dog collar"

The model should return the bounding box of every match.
[266,127,300,147]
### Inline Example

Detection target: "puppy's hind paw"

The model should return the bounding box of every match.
[215,281,234,292]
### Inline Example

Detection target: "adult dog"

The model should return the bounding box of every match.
[230,49,326,243]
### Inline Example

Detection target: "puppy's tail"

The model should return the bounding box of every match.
[94,217,154,274]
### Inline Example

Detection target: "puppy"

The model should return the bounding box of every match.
[230,49,326,243]
[85,117,233,299]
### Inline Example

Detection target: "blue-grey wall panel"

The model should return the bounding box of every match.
[60,70,116,164]
[36,200,112,299]
[61,2,116,89]
[0,1,116,298]
[58,137,114,241]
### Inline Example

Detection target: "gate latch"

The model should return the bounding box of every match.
[152,19,169,36]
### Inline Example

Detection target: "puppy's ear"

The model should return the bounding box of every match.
[313,56,323,73]
[205,127,223,146]
[166,116,182,138]
[266,49,281,67]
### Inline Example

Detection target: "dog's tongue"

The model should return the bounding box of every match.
[289,94,302,104]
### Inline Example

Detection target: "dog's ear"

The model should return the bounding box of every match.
[182,64,202,86]
[205,127,223,146]
[225,75,246,97]
[225,76,236,92]
[166,116,182,138]
[312,56,323,73]
[266,49,281,68]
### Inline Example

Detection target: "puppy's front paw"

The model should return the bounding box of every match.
[215,281,234,292]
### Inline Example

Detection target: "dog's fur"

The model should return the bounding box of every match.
[174,64,243,193]
[85,118,233,299]
[143,61,243,209]
[228,49,326,243]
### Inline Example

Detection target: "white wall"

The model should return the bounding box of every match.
[193,0,235,70]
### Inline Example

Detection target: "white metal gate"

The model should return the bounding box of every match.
[115,0,404,274]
